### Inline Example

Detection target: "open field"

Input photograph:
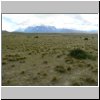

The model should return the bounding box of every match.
[2,31,98,86]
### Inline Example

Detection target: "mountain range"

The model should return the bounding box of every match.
[13,25,97,33]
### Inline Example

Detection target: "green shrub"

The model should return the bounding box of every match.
[34,36,39,38]
[84,37,88,40]
[69,48,91,60]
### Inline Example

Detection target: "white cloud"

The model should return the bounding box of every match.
[80,14,98,25]
[2,14,98,32]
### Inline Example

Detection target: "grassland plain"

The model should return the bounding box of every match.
[2,31,98,86]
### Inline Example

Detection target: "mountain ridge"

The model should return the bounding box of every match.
[3,25,98,33]
[15,25,86,33]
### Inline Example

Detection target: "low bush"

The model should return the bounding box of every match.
[54,65,66,73]
[69,48,93,60]
[84,37,88,40]
[2,61,7,65]
[51,76,58,82]
[67,67,71,71]
[43,61,48,64]
[11,64,15,67]
[34,36,39,38]
[20,71,25,74]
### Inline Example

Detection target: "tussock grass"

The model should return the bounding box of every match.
[33,76,38,80]
[51,76,58,83]
[11,64,15,67]
[42,73,47,76]
[43,61,48,64]
[67,67,71,71]
[28,52,32,55]
[56,54,62,58]
[20,71,25,74]
[34,36,39,38]
[2,61,7,65]
[19,60,25,63]
[6,80,11,84]
[5,54,26,62]
[54,65,66,73]
[71,76,97,86]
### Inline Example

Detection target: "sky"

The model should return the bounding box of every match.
[2,14,98,32]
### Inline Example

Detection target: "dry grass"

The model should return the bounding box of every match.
[2,32,98,86]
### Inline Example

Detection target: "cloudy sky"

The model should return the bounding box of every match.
[2,14,98,32]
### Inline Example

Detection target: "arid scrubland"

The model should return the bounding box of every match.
[2,32,98,86]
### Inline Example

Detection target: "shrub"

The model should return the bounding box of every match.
[19,60,25,63]
[54,65,66,73]
[34,36,39,38]
[92,68,98,73]
[43,61,48,64]
[37,72,41,75]
[78,63,83,67]
[19,57,26,60]
[69,48,90,59]
[67,67,71,71]
[33,64,36,66]
[6,80,11,84]
[3,57,7,60]
[84,37,88,40]
[65,59,70,62]
[28,52,32,55]
[33,76,38,80]
[87,63,91,67]
[71,81,83,86]
[11,64,15,67]
[51,76,58,82]
[42,73,47,76]
[71,76,96,86]
[20,71,25,74]
[85,77,96,83]
[65,58,73,63]
[6,54,26,62]
[56,54,62,58]
[2,61,7,65]
[41,53,47,58]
